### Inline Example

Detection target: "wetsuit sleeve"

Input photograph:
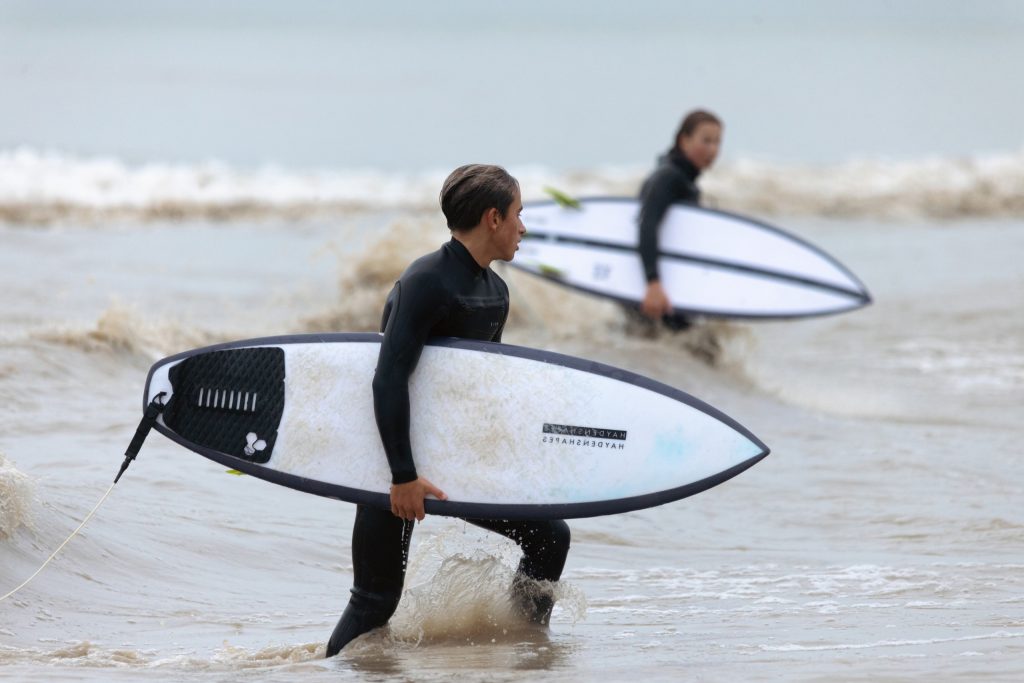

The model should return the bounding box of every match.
[491,280,510,343]
[637,169,682,283]
[372,275,447,484]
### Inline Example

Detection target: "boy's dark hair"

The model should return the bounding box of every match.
[440,164,519,232]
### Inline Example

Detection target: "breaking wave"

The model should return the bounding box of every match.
[704,153,1024,220]
[28,304,222,362]
[3,147,1023,225]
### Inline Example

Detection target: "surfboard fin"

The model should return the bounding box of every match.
[543,186,582,210]
[115,393,167,483]
[538,263,567,279]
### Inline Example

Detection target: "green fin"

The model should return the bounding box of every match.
[538,263,566,279]
[543,186,582,210]
[225,469,245,476]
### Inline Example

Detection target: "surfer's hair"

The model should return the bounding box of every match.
[674,109,722,148]
[440,164,520,232]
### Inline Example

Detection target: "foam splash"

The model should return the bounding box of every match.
[337,525,586,652]
[32,303,223,360]
[0,453,35,539]
[5,147,1024,225]
[618,317,755,369]
[501,266,623,343]
[301,218,442,334]
[0,641,150,667]
[203,642,324,669]
[390,553,528,644]
[385,552,584,646]
[299,217,627,343]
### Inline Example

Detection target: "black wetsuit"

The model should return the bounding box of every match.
[326,238,571,657]
[635,148,702,329]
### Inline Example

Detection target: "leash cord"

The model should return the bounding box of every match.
[0,481,117,603]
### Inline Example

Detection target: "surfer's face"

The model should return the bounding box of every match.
[679,121,722,170]
[493,189,525,261]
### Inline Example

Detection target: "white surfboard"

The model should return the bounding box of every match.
[513,197,871,319]
[141,334,769,520]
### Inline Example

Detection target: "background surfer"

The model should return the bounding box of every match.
[326,164,572,656]
[637,109,723,329]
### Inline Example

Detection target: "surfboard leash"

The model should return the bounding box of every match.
[0,481,117,603]
[115,392,167,483]
[0,393,167,604]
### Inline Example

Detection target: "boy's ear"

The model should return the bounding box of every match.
[485,207,500,230]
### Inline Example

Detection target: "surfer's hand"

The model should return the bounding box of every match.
[390,477,448,521]
[642,281,672,319]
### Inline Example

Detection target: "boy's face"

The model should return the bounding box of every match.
[493,188,525,261]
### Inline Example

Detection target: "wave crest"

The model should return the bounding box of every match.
[33,304,221,361]
[706,153,1024,220]
[4,147,1023,224]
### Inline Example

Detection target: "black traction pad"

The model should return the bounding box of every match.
[162,347,285,464]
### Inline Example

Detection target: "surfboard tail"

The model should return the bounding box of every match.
[159,347,286,464]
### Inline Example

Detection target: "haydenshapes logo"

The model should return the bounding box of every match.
[542,423,627,449]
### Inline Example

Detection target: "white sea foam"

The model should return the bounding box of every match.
[760,630,1024,653]
[3,147,1024,224]
[0,453,35,539]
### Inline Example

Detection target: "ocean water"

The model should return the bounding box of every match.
[2,3,1024,682]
